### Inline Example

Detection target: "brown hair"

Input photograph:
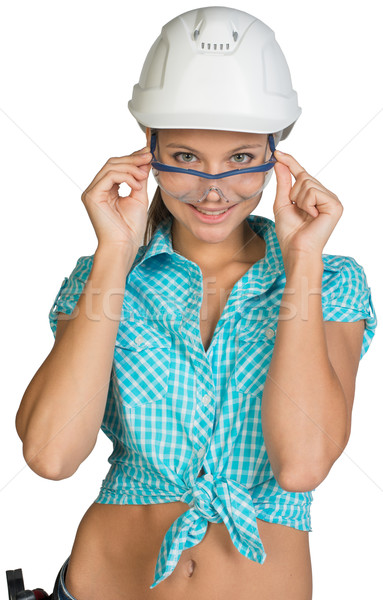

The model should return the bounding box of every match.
[143,186,171,247]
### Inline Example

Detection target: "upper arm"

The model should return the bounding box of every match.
[53,311,71,346]
[324,318,366,442]
[321,256,378,443]
[48,255,94,340]
[16,311,72,442]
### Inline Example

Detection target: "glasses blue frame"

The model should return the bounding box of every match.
[150,132,276,179]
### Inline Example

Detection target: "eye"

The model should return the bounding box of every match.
[231,153,254,164]
[173,152,197,163]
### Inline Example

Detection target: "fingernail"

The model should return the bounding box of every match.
[274,150,285,156]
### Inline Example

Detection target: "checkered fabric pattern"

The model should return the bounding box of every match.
[49,214,377,589]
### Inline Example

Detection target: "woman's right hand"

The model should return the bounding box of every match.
[81,146,152,251]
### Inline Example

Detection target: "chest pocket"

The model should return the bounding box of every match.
[113,320,172,409]
[233,309,278,395]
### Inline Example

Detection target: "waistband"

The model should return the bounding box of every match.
[52,556,76,600]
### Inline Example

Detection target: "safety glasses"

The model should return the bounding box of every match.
[149,132,277,204]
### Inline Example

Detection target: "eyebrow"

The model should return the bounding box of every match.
[165,143,263,153]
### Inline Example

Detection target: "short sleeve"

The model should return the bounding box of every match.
[322,255,378,360]
[49,255,94,338]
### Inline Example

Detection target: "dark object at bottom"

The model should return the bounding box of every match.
[6,568,52,600]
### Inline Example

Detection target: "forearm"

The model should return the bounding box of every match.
[261,254,348,491]
[17,244,136,478]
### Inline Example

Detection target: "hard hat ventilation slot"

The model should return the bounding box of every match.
[200,42,231,51]
[193,16,238,53]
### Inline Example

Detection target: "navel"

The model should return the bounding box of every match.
[185,559,196,577]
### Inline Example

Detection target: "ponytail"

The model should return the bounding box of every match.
[143,186,171,247]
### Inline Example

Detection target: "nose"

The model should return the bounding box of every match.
[205,187,222,201]
[198,186,230,203]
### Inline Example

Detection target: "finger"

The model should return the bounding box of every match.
[132,145,151,153]
[118,163,151,205]
[274,150,306,180]
[297,187,322,218]
[300,187,343,217]
[109,163,151,178]
[89,161,151,190]
[273,161,293,214]
[124,145,151,155]
[132,164,150,203]
[290,179,325,204]
[95,170,144,196]
[107,151,152,165]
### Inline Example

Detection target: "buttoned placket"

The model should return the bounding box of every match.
[177,254,282,484]
[138,215,285,486]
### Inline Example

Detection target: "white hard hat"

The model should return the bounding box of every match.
[128,6,301,143]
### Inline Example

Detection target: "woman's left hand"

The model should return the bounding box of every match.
[272,150,344,262]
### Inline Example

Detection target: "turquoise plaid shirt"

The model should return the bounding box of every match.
[49,214,377,589]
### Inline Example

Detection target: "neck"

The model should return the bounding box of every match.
[170,217,265,271]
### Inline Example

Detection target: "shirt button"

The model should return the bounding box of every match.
[197,448,204,458]
[265,327,275,339]
[205,474,214,482]
[202,394,210,406]
[135,334,144,345]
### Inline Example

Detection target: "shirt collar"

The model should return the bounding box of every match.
[131,212,341,285]
[134,213,280,266]
[128,214,174,274]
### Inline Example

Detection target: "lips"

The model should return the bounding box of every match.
[187,202,237,222]
[188,204,235,211]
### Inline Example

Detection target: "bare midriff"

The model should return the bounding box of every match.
[64,500,312,600]
[65,241,312,599]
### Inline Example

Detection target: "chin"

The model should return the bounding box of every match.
[187,219,239,242]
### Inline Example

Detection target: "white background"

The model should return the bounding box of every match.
[1,1,382,598]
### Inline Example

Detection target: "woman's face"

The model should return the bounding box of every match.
[147,128,271,246]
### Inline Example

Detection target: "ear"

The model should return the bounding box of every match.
[145,127,151,148]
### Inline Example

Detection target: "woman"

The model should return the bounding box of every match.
[16,7,377,600]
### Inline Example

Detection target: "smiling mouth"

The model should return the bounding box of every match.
[188,204,236,214]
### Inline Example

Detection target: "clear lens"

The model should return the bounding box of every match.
[152,166,273,204]
[150,133,276,204]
